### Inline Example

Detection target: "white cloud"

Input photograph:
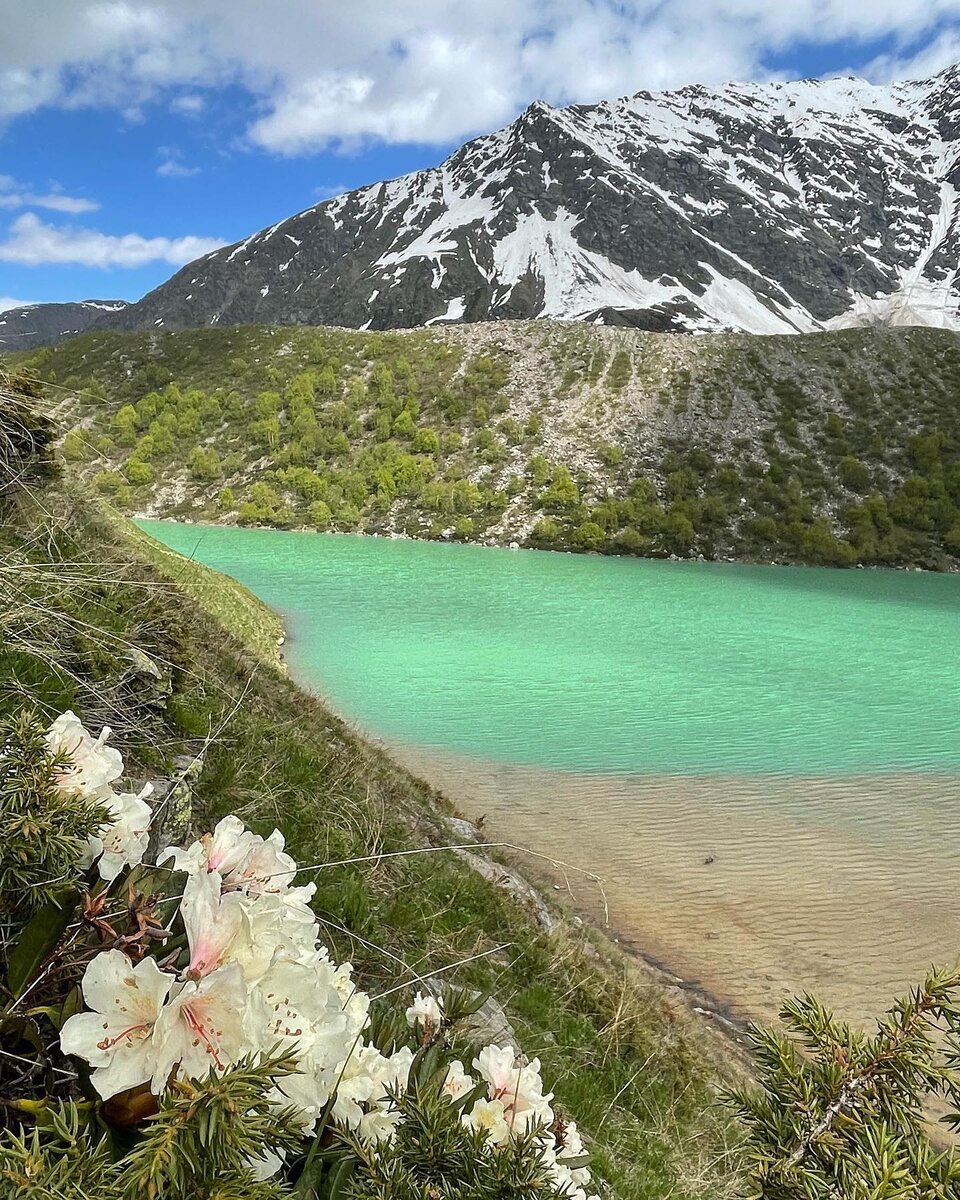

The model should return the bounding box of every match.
[0,176,98,213]
[157,158,199,176]
[2,1,960,151]
[314,183,351,200]
[156,147,200,176]
[0,212,225,268]
[864,28,960,81]
[171,92,205,114]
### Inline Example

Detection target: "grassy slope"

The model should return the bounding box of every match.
[116,512,284,667]
[0,470,744,1199]
[14,320,960,569]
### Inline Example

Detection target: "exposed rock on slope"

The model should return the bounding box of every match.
[0,300,129,350]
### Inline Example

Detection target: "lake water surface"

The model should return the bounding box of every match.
[139,521,960,1025]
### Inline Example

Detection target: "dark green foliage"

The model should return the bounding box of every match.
[0,1104,117,1199]
[573,520,606,551]
[732,967,960,1199]
[115,1056,306,1200]
[838,456,871,492]
[0,1063,306,1200]
[540,467,580,512]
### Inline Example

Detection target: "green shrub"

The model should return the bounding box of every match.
[612,526,647,554]
[838,455,871,492]
[732,968,960,1199]
[412,427,440,454]
[573,521,606,551]
[308,499,333,529]
[187,446,222,482]
[530,518,563,547]
[540,467,580,512]
[124,458,154,486]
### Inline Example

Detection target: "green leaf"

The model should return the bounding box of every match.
[5,889,75,999]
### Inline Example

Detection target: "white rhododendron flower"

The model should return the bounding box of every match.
[472,1044,554,1135]
[405,990,443,1032]
[331,1043,413,1134]
[89,785,153,882]
[229,828,298,894]
[45,711,123,799]
[160,816,307,902]
[59,950,172,1100]
[463,1096,512,1145]
[378,1045,414,1094]
[236,892,322,983]
[357,1106,403,1144]
[159,814,255,879]
[442,1058,475,1101]
[257,956,362,1129]
[45,712,152,881]
[348,1045,414,1144]
[150,963,253,1091]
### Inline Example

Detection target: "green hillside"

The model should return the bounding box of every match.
[15,320,960,568]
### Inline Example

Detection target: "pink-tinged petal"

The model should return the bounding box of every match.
[180,870,246,977]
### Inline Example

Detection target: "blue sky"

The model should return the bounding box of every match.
[2,1,960,309]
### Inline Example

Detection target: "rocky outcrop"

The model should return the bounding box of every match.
[0,300,129,350]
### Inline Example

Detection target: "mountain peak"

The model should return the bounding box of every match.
[19,71,960,343]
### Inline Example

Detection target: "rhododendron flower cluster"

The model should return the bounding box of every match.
[47,719,410,1144]
[61,814,410,1144]
[45,711,151,882]
[43,711,599,1196]
[450,1047,599,1200]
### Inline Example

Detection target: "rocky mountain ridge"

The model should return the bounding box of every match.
[0,300,129,350]
[13,66,960,343]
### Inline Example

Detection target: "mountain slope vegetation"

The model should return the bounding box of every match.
[16,320,960,569]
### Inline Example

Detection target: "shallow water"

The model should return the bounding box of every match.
[139,522,960,1023]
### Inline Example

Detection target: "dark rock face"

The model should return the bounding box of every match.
[24,67,960,342]
[0,301,129,350]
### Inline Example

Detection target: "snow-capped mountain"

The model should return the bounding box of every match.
[0,300,129,350]
[31,67,960,340]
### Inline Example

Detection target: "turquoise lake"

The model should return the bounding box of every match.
[138,521,960,1024]
[139,521,960,775]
